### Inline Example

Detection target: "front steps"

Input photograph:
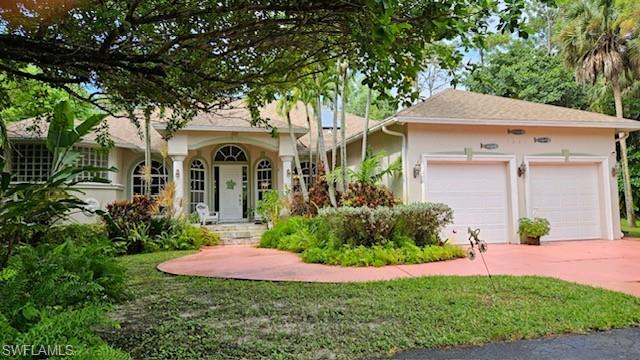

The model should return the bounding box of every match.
[206,223,268,245]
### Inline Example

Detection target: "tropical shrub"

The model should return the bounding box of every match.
[340,182,397,208]
[318,206,396,246]
[0,101,112,268]
[302,244,465,267]
[290,162,341,216]
[394,203,454,246]
[260,216,308,248]
[518,217,551,238]
[103,196,155,243]
[256,190,285,225]
[0,241,125,334]
[47,223,110,245]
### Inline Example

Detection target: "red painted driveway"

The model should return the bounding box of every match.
[157,239,640,296]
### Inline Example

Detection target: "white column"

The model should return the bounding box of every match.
[171,155,186,214]
[280,155,293,194]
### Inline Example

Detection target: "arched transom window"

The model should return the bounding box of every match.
[190,159,206,213]
[132,160,168,197]
[256,159,273,202]
[214,145,247,162]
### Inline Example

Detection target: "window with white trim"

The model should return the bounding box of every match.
[190,159,206,213]
[10,143,108,182]
[132,160,168,197]
[74,146,109,180]
[256,159,273,202]
[293,161,316,191]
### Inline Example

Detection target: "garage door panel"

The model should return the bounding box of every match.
[529,164,602,241]
[426,162,510,244]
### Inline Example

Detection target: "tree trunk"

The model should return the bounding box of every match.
[144,109,152,198]
[286,111,309,202]
[315,96,338,207]
[340,66,348,191]
[331,83,339,171]
[362,86,371,162]
[305,105,313,180]
[613,79,636,226]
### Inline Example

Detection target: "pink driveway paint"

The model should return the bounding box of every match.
[157,239,640,296]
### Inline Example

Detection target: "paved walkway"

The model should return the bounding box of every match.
[392,327,640,359]
[157,239,640,296]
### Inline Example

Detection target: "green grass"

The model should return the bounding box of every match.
[104,251,640,359]
[621,219,640,237]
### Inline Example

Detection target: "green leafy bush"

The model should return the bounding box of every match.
[318,206,396,246]
[394,203,454,246]
[301,244,465,267]
[518,217,551,238]
[256,190,285,225]
[0,241,126,330]
[47,224,110,245]
[260,216,308,248]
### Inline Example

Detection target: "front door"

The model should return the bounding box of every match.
[218,165,244,221]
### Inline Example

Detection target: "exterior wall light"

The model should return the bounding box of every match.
[413,163,421,178]
[518,162,527,177]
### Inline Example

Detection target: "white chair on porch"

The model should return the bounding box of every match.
[195,203,219,226]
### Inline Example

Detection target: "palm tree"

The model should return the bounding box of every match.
[310,72,338,206]
[361,85,372,162]
[558,0,640,225]
[339,61,349,191]
[276,93,309,202]
[327,151,401,186]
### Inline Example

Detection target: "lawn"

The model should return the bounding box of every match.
[621,219,640,237]
[103,251,640,359]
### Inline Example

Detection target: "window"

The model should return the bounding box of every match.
[214,145,247,162]
[189,160,206,213]
[132,160,168,197]
[74,146,109,180]
[256,159,273,202]
[10,143,52,182]
[10,143,108,182]
[294,161,316,190]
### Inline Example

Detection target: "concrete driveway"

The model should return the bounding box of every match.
[158,239,640,296]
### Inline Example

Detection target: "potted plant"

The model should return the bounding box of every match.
[518,217,550,245]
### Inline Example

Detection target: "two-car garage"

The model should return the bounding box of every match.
[423,155,613,244]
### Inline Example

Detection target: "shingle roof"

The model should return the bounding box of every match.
[396,89,640,129]
[7,100,370,153]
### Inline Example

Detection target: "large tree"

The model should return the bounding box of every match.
[557,0,640,225]
[464,40,590,110]
[1,0,533,119]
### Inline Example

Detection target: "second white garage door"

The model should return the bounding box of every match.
[425,162,511,244]
[529,163,603,241]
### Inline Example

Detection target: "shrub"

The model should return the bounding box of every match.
[518,217,551,238]
[47,224,110,245]
[301,244,465,267]
[0,241,126,332]
[318,206,396,247]
[340,182,397,208]
[289,191,313,217]
[394,203,454,246]
[259,216,308,248]
[103,196,155,242]
[256,190,285,225]
[262,203,460,267]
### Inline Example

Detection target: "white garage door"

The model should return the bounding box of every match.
[425,162,510,244]
[529,164,602,241]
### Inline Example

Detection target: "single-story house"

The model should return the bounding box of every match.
[7,89,640,244]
